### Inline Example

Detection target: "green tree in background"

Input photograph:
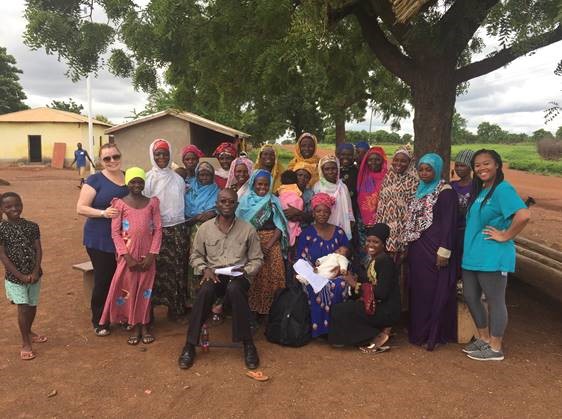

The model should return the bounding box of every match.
[532,128,554,142]
[94,114,113,125]
[24,1,562,156]
[0,46,29,115]
[47,98,84,114]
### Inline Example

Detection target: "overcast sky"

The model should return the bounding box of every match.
[1,1,560,135]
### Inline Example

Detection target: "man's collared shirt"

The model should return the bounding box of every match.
[189,217,263,279]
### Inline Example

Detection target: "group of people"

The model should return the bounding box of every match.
[1,133,530,367]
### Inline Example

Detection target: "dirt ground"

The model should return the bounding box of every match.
[1,167,561,418]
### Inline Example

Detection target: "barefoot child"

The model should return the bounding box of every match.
[0,192,45,360]
[100,167,162,345]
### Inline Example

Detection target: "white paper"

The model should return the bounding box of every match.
[293,259,330,294]
[214,264,244,277]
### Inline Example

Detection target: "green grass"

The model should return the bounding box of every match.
[248,143,562,176]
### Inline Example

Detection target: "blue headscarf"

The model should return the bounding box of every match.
[415,153,444,199]
[355,141,370,150]
[336,143,354,153]
[184,161,220,219]
[236,169,289,252]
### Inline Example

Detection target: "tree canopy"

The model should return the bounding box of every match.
[24,0,562,159]
[0,46,29,115]
[47,98,84,114]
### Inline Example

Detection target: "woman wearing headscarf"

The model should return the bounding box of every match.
[144,139,189,320]
[236,169,288,315]
[376,145,419,256]
[357,147,388,228]
[355,141,370,166]
[451,149,475,280]
[296,193,350,337]
[287,132,320,187]
[404,153,458,350]
[254,144,285,192]
[313,155,355,240]
[178,145,205,189]
[329,223,401,349]
[185,161,220,304]
[213,142,238,189]
[225,156,254,198]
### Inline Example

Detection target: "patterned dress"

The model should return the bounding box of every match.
[296,224,349,337]
[100,198,162,326]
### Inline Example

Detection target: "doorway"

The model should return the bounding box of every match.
[28,135,42,162]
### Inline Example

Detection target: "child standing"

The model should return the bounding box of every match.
[100,167,162,345]
[0,192,44,360]
[277,170,304,247]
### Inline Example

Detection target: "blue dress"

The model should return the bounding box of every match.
[296,224,349,337]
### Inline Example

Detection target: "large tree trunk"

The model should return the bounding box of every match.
[334,112,346,146]
[411,68,457,179]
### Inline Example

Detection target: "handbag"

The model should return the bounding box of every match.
[361,283,376,315]
[361,258,378,315]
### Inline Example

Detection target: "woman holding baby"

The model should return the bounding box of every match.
[296,193,350,338]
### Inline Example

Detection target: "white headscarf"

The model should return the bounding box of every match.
[312,155,355,239]
[144,139,185,227]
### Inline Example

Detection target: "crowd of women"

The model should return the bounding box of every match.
[76,132,530,362]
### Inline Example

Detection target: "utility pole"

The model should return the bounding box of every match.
[87,74,95,174]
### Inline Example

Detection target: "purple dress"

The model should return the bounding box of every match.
[451,181,473,277]
[296,225,349,337]
[407,188,458,350]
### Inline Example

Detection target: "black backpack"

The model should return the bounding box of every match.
[265,286,311,347]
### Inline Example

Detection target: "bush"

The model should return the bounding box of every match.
[537,138,562,161]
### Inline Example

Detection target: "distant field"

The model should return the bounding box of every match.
[248,142,562,176]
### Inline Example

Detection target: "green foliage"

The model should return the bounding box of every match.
[94,114,112,124]
[0,46,29,114]
[556,126,562,139]
[47,98,84,114]
[532,128,554,141]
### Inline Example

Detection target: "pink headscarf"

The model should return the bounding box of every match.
[357,147,388,226]
[225,156,254,198]
[181,144,204,159]
[311,192,336,210]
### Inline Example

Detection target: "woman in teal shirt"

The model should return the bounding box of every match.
[462,149,530,361]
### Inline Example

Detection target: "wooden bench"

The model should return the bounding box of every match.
[72,261,94,305]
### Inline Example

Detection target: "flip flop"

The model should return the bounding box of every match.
[142,334,155,345]
[31,335,48,343]
[20,350,36,361]
[95,327,111,337]
[245,371,269,382]
[359,343,391,354]
[127,335,141,345]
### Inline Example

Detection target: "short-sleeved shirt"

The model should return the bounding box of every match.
[462,181,526,273]
[83,172,128,253]
[74,149,87,167]
[0,219,41,284]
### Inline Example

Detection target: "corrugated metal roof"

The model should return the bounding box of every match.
[0,107,112,127]
[104,109,250,138]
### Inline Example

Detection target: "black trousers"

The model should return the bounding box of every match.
[86,247,117,328]
[186,275,252,346]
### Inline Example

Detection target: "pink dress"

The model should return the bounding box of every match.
[278,189,304,246]
[100,197,162,326]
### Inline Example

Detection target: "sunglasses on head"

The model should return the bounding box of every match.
[102,154,121,163]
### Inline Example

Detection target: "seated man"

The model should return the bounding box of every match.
[178,188,264,370]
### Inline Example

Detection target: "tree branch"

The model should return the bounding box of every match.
[353,2,415,84]
[455,25,562,83]
[439,0,499,57]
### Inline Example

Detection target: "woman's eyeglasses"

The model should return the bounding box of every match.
[102,154,121,163]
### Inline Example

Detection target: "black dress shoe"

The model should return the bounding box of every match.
[178,344,196,369]
[243,342,259,370]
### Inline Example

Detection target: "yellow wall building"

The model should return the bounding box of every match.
[0,107,112,166]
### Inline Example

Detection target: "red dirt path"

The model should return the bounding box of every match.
[0,167,561,418]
